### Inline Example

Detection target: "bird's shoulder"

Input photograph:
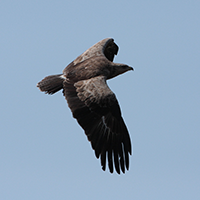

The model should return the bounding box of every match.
[63,56,112,82]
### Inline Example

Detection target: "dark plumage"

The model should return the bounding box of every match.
[37,38,133,174]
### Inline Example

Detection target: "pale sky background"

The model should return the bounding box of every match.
[1,1,200,199]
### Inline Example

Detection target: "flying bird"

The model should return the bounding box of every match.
[37,38,133,174]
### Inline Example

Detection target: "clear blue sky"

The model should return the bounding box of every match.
[1,1,200,199]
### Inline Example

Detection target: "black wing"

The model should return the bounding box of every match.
[63,76,131,174]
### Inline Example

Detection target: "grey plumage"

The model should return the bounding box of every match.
[37,38,133,174]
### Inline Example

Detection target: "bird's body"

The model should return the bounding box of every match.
[37,38,133,174]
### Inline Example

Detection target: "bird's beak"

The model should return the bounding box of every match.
[128,66,134,71]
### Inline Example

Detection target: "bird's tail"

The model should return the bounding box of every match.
[37,74,65,94]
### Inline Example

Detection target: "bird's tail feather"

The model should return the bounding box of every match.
[37,74,65,94]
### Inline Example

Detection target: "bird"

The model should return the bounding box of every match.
[37,38,133,174]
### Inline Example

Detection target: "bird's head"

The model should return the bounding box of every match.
[108,63,133,79]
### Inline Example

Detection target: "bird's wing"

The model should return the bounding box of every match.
[63,76,131,174]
